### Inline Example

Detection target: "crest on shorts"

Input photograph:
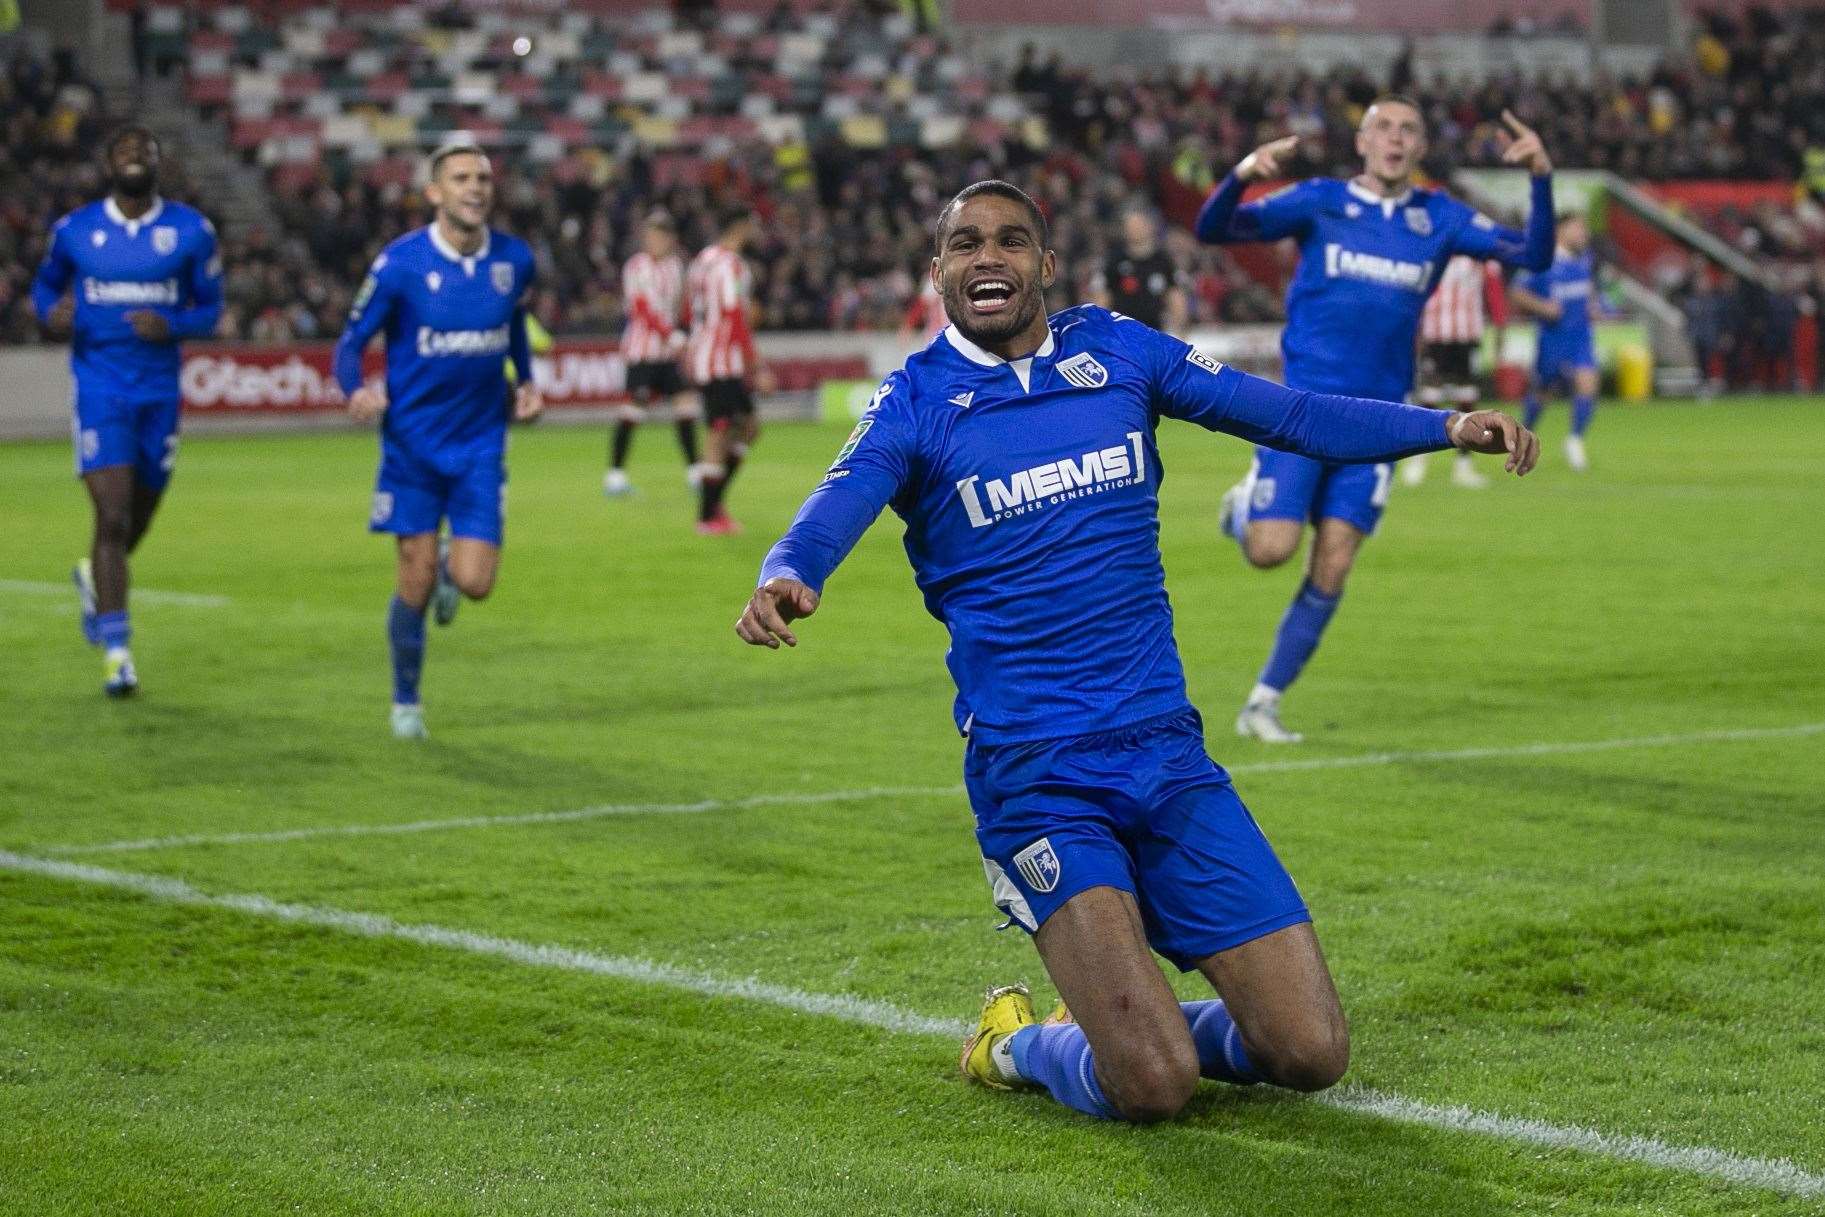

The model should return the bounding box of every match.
[1013,838,1062,893]
[370,491,394,525]
[1056,352,1108,390]
[1251,477,1277,512]
[1403,207,1432,236]
[152,226,178,255]
[491,261,514,294]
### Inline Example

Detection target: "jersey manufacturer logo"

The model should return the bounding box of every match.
[426,271,442,293]
[1013,838,1061,893]
[1185,348,1225,376]
[948,390,976,409]
[1403,207,1432,236]
[954,431,1146,529]
[152,226,178,254]
[1322,244,1433,293]
[1056,352,1109,390]
[491,262,514,294]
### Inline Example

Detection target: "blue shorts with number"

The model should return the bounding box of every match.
[72,385,181,490]
[1245,446,1392,535]
[370,440,507,545]
[1535,335,1597,390]
[966,709,1310,971]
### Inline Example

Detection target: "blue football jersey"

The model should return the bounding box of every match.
[1197,174,1554,401]
[1518,248,1596,346]
[334,225,536,456]
[30,197,223,394]
[758,305,1456,744]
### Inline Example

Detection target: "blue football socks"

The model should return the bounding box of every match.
[1007,1023,1117,1120]
[1258,579,1341,694]
[1571,394,1595,437]
[388,595,426,705]
[1005,999,1262,1121]
[96,610,130,652]
[1183,999,1263,1085]
[1522,393,1543,430]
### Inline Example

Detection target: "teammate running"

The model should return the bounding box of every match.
[606,210,705,499]
[1512,212,1600,472]
[736,181,1538,1125]
[686,205,770,535]
[31,125,223,697]
[1405,253,1506,489]
[333,140,541,740]
[1196,98,1555,742]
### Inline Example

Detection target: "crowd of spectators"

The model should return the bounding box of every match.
[3,2,1823,383]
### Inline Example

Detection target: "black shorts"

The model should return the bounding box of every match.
[1420,341,1476,384]
[701,378,755,424]
[625,360,687,402]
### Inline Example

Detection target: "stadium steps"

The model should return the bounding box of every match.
[138,76,281,238]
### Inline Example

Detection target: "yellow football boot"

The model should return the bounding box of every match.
[959,983,1037,1090]
[1042,1000,1073,1026]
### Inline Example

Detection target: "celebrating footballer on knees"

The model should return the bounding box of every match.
[736,181,1537,1124]
[332,140,542,741]
[31,125,224,698]
[1196,97,1555,743]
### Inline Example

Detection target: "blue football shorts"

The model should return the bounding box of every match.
[370,441,507,545]
[966,709,1310,971]
[1245,446,1393,535]
[1535,336,1597,391]
[71,384,181,490]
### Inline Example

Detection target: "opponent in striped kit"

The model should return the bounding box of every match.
[686,205,771,534]
[1406,254,1508,489]
[605,210,706,500]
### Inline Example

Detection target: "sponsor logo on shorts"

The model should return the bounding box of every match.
[1013,838,1062,894]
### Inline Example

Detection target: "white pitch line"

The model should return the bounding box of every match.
[1,848,1819,1201]
[0,578,231,608]
[41,720,1825,857]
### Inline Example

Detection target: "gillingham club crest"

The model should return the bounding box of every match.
[491,261,514,294]
[1056,352,1109,390]
[1013,838,1062,893]
[1404,207,1432,236]
[152,226,178,255]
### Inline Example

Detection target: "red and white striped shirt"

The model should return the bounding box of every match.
[621,251,686,364]
[685,244,758,383]
[1422,256,1503,344]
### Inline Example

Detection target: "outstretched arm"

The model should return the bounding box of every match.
[1195,137,1314,245]
[1155,334,1538,473]
[739,378,916,647]
[1453,112,1555,270]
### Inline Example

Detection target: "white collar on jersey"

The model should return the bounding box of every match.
[1346,179,1414,216]
[943,324,1057,393]
[427,222,492,273]
[104,196,165,237]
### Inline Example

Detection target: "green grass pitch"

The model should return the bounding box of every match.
[2,398,1822,1215]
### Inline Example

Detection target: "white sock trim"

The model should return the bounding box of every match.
[1248,683,1282,708]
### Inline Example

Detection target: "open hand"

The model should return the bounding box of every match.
[736,577,820,649]
[1498,110,1553,175]
[1450,410,1539,475]
[1237,136,1301,182]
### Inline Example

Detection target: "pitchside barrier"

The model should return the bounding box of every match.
[2,322,1641,442]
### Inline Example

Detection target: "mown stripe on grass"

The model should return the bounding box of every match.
[1,849,1821,1200]
[41,720,1825,856]
[0,578,232,608]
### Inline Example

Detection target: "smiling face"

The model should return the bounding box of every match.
[1355,99,1427,190]
[425,151,494,235]
[932,191,1056,351]
[1558,214,1590,254]
[106,130,160,200]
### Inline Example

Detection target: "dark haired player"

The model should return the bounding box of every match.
[334,141,540,739]
[606,209,705,499]
[736,181,1538,1124]
[1196,98,1555,741]
[685,206,771,534]
[32,125,223,696]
